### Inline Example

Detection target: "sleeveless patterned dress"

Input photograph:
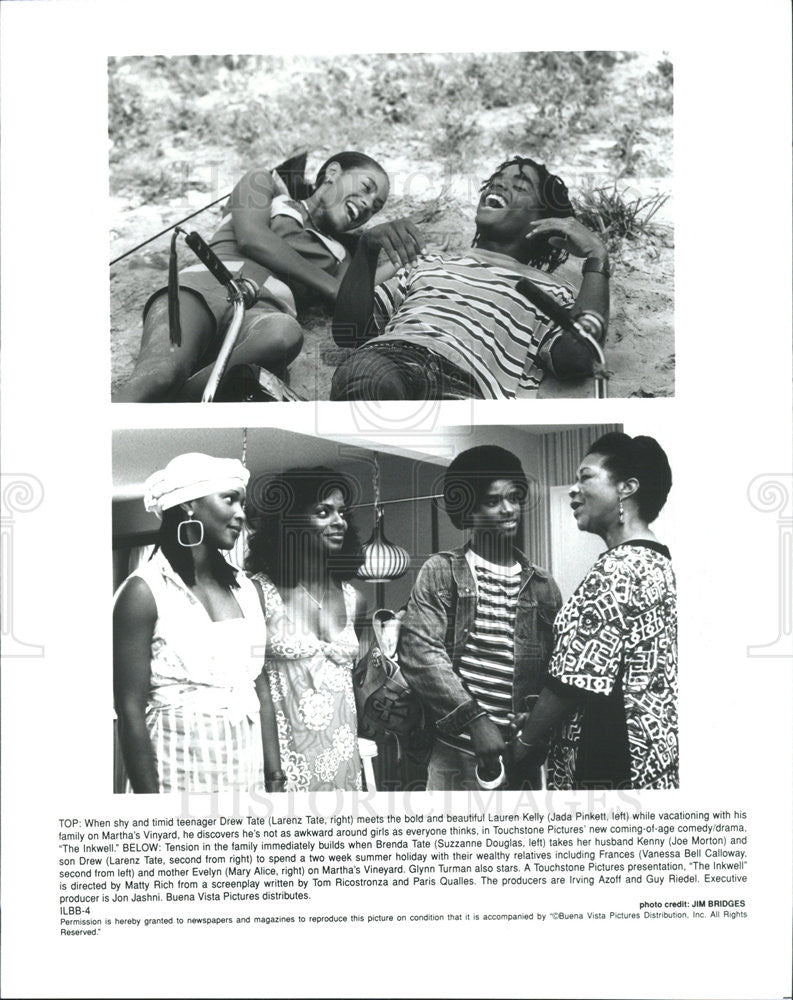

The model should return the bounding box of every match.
[253,574,362,791]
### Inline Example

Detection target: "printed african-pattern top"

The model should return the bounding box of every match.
[545,540,678,790]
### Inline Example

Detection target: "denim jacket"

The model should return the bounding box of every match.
[398,545,562,737]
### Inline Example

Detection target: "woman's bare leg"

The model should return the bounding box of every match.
[112,291,215,402]
[175,313,304,402]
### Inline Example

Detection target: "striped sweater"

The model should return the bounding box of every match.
[371,249,578,399]
[440,550,521,755]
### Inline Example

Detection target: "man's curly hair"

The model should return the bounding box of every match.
[473,155,575,272]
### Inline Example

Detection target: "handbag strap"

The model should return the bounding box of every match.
[371,609,402,677]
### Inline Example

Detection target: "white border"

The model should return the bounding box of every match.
[2,2,791,998]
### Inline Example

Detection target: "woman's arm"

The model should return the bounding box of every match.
[514,555,634,765]
[332,220,425,348]
[254,671,285,792]
[113,578,160,793]
[512,685,579,766]
[229,168,339,305]
[352,588,368,641]
[250,578,284,792]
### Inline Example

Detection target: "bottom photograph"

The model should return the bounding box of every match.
[111,422,678,795]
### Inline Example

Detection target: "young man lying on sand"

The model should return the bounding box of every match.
[330,156,610,401]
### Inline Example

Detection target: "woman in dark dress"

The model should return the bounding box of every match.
[513,433,678,789]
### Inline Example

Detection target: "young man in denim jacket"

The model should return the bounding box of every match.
[398,446,562,790]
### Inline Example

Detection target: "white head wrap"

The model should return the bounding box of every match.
[143,453,250,518]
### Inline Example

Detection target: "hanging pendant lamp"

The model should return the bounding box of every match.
[357,454,410,583]
[357,506,410,583]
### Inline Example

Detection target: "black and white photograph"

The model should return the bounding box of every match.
[112,423,677,795]
[109,52,673,403]
[1,1,791,998]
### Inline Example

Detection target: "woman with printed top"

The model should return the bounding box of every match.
[245,467,367,792]
[114,151,397,402]
[514,433,678,789]
[113,453,283,794]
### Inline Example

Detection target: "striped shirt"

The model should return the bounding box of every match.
[440,550,521,755]
[369,249,578,399]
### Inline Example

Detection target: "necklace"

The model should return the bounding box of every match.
[299,582,326,610]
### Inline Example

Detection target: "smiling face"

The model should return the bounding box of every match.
[300,488,349,556]
[188,489,246,550]
[316,163,389,234]
[475,162,545,239]
[469,478,525,541]
[569,453,622,537]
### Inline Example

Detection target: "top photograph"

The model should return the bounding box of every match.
[109,51,673,403]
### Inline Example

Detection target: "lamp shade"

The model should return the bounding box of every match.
[356,508,410,583]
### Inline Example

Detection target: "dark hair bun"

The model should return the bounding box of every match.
[587,433,671,523]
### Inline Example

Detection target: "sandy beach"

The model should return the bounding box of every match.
[109,52,673,400]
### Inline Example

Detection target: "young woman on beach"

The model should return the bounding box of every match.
[114,152,392,402]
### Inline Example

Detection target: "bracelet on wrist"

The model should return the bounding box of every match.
[574,311,606,345]
[475,756,506,790]
[582,255,611,278]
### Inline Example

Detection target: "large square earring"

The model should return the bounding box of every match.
[177,516,204,547]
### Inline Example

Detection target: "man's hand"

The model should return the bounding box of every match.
[362,218,426,270]
[506,711,528,739]
[468,715,507,780]
[525,217,608,261]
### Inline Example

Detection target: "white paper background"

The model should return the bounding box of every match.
[1,2,791,998]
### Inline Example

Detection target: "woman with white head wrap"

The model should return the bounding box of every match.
[113,453,284,794]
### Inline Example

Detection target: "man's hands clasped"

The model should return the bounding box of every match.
[469,713,547,787]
